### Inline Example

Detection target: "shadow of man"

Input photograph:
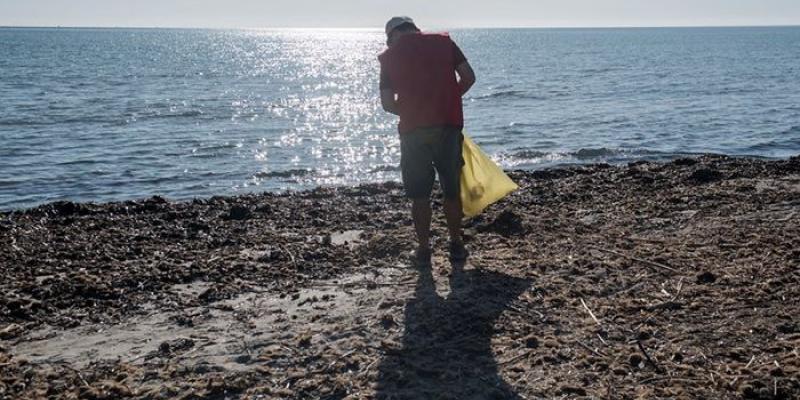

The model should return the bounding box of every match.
[376,260,532,400]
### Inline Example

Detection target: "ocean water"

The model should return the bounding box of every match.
[1,26,799,210]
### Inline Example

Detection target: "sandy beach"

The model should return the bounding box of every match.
[1,154,799,399]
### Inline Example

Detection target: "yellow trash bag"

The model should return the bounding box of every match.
[460,134,518,218]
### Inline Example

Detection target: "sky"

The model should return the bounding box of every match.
[1,0,799,29]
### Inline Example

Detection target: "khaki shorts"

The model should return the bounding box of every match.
[400,127,464,199]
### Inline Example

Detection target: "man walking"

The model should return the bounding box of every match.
[378,17,476,266]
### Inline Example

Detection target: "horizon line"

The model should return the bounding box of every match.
[1,23,799,31]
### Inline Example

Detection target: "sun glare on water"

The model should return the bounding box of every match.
[230,29,399,190]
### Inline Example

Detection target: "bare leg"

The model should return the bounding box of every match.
[443,196,463,244]
[411,197,432,250]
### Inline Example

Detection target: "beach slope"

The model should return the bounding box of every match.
[1,155,799,399]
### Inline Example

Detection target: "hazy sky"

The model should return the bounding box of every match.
[2,0,799,28]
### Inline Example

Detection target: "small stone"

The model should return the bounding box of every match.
[378,299,396,310]
[523,335,539,349]
[777,322,797,334]
[159,338,195,354]
[380,313,395,329]
[159,341,171,353]
[629,354,644,367]
[52,201,83,216]
[673,158,699,166]
[0,324,23,340]
[226,205,252,220]
[142,195,169,211]
[234,354,252,364]
[297,334,312,348]
[543,339,559,348]
[149,195,168,204]
[187,221,210,232]
[696,271,717,284]
[689,168,723,184]
[559,386,587,396]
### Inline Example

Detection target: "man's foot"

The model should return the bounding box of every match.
[449,241,469,262]
[413,246,432,268]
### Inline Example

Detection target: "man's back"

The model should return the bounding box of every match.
[378,33,466,134]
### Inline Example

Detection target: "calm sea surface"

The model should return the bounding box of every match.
[1,27,799,210]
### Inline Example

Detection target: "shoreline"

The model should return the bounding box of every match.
[2,154,799,398]
[1,153,794,215]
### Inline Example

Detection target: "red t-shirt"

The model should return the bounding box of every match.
[378,33,467,134]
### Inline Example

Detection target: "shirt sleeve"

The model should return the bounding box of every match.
[452,40,467,66]
[379,65,392,90]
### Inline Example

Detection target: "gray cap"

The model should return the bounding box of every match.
[385,16,416,36]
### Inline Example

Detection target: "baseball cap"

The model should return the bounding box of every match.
[385,16,416,36]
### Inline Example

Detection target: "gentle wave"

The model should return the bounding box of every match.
[369,165,401,173]
[2,109,211,127]
[471,90,548,101]
[55,159,101,166]
[572,147,657,159]
[496,147,670,167]
[783,125,800,135]
[744,137,800,154]
[254,169,314,179]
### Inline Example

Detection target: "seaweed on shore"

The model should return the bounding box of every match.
[1,155,799,399]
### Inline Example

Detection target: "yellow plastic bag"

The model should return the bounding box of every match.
[460,134,518,218]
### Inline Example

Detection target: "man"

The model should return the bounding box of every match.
[378,16,476,266]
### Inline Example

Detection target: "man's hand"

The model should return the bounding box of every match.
[381,89,400,116]
[456,61,476,96]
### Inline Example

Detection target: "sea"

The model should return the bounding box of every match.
[1,26,799,211]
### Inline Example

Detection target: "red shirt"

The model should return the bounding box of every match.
[378,33,467,134]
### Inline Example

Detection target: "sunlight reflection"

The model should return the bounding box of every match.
[199,29,402,191]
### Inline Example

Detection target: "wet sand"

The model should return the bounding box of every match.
[1,155,799,399]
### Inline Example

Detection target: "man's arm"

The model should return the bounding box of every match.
[379,65,399,115]
[456,61,476,96]
[381,89,400,116]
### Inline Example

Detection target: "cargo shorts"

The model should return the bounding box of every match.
[399,126,464,199]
